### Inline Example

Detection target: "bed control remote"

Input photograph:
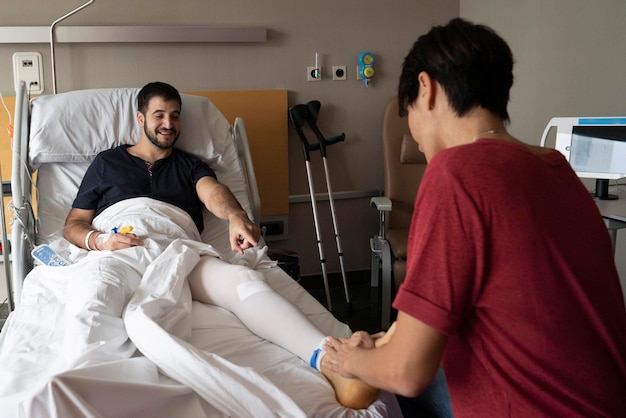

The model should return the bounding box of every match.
[31,244,70,266]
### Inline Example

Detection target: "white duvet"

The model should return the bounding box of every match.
[0,198,400,418]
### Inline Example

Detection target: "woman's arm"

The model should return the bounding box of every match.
[324,311,447,397]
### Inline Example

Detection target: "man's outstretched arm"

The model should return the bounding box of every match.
[196,176,260,253]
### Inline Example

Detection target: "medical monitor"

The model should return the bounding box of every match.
[541,117,626,200]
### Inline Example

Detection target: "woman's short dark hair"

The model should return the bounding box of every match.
[137,81,182,115]
[397,18,514,122]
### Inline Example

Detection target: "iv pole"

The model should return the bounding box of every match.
[50,0,96,94]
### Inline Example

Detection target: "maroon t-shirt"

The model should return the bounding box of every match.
[394,139,626,417]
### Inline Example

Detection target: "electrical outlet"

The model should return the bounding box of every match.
[13,52,44,95]
[307,66,321,81]
[356,65,362,80]
[332,65,347,81]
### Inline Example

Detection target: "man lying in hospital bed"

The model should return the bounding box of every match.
[67,81,378,407]
[0,82,400,417]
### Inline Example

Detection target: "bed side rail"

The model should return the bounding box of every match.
[9,81,36,308]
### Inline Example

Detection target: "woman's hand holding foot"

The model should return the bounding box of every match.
[321,322,397,409]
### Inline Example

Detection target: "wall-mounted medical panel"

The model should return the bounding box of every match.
[0,26,267,44]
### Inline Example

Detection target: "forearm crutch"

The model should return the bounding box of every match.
[305,101,352,308]
[288,102,352,310]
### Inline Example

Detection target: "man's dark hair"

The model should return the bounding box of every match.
[397,18,514,121]
[137,81,182,114]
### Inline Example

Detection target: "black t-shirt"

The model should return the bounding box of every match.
[72,145,217,232]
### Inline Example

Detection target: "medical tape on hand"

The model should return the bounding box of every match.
[95,225,132,249]
[95,233,111,248]
[236,280,271,301]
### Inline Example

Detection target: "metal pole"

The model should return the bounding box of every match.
[50,0,96,94]
[320,156,351,305]
[304,160,332,310]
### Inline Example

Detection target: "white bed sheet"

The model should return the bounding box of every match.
[1,197,400,417]
[1,89,401,416]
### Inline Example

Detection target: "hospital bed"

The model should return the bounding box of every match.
[0,82,400,417]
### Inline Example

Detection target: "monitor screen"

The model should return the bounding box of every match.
[569,125,626,180]
[568,125,626,200]
[540,116,626,200]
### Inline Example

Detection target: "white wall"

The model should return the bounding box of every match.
[0,0,460,276]
[1,0,623,296]
[2,1,624,281]
[461,0,626,299]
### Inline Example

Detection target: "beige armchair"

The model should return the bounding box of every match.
[371,96,428,328]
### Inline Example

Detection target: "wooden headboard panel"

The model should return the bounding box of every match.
[0,96,15,234]
[186,90,289,217]
[0,96,14,184]
[0,90,289,232]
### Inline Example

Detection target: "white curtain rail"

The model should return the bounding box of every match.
[0,26,267,44]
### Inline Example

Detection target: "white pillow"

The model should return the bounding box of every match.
[35,131,253,254]
[28,88,230,168]
[32,88,254,255]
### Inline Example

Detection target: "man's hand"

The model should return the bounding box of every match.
[228,211,261,254]
[196,176,261,253]
[95,232,144,251]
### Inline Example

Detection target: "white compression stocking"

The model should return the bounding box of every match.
[187,255,326,364]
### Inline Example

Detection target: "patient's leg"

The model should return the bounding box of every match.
[188,255,325,361]
[187,255,378,409]
[64,255,142,368]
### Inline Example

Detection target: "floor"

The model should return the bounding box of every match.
[298,269,393,334]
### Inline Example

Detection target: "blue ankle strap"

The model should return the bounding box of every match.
[309,348,322,369]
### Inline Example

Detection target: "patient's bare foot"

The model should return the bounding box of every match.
[321,353,379,410]
[320,323,397,409]
[374,321,396,347]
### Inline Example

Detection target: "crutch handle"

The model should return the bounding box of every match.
[288,102,345,160]
[303,101,345,157]
[314,132,345,158]
[300,141,320,160]
[322,133,345,147]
